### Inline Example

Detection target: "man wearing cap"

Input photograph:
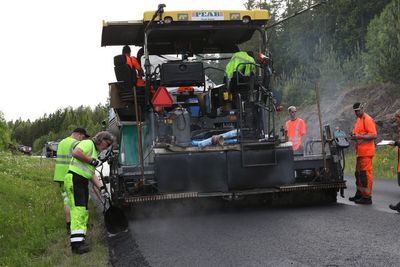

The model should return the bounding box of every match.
[53,128,90,232]
[285,106,307,154]
[349,102,377,205]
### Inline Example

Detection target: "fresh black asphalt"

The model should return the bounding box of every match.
[107,177,400,266]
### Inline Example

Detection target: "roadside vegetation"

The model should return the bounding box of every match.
[344,145,398,180]
[5,105,107,154]
[0,153,109,267]
[245,0,399,108]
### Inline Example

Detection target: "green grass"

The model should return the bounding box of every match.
[0,153,109,267]
[344,145,398,179]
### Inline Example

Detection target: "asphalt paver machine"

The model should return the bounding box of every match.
[101,5,347,207]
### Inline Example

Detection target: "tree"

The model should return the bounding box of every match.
[328,0,392,59]
[364,0,400,83]
[0,111,11,150]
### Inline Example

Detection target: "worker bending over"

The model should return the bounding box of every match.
[65,131,115,254]
[53,128,89,233]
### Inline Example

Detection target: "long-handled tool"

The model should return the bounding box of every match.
[96,148,129,235]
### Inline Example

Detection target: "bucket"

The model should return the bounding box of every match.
[171,107,191,147]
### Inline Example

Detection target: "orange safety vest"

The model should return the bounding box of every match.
[285,118,306,151]
[397,126,400,173]
[397,146,400,173]
[352,113,377,157]
[125,55,145,87]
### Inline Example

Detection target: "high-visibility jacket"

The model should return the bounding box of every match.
[397,145,399,173]
[125,55,145,87]
[68,140,97,179]
[225,51,256,79]
[285,118,306,151]
[397,127,400,173]
[352,113,377,157]
[53,136,79,182]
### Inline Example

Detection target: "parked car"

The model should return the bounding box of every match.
[18,144,32,156]
[44,141,59,158]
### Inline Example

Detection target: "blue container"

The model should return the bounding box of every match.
[186,98,200,117]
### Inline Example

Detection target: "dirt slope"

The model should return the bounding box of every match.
[296,83,400,140]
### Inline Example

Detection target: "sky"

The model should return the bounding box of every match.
[0,0,247,122]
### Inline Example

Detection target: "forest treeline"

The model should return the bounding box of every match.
[0,0,399,152]
[0,105,107,153]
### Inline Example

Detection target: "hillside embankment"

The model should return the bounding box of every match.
[296,83,400,140]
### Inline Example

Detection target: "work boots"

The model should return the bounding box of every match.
[349,194,362,202]
[71,242,90,254]
[354,197,372,205]
[389,202,400,212]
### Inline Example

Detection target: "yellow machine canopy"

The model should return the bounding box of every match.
[101,9,269,55]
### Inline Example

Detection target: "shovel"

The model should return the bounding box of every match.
[103,196,129,235]
[96,154,129,235]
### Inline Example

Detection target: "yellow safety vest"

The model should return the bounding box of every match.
[68,140,97,179]
[225,51,256,79]
[53,137,79,182]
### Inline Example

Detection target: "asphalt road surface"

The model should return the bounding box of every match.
[106,177,400,267]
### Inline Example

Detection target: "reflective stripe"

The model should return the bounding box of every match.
[70,161,94,175]
[71,237,85,242]
[68,140,97,179]
[71,229,86,235]
[57,155,70,159]
[54,137,81,182]
[56,159,71,165]
[61,192,69,203]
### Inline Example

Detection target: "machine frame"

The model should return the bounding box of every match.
[101,6,346,206]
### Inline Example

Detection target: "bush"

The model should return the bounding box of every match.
[364,0,400,83]
[0,111,11,151]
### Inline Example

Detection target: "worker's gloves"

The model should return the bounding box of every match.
[100,186,110,199]
[90,158,100,167]
[138,69,144,77]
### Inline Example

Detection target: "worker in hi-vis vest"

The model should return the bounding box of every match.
[389,109,400,212]
[285,106,307,154]
[225,51,256,80]
[349,102,377,205]
[53,128,89,233]
[65,131,114,254]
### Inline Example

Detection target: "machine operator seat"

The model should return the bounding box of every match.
[113,54,137,102]
[228,71,255,92]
